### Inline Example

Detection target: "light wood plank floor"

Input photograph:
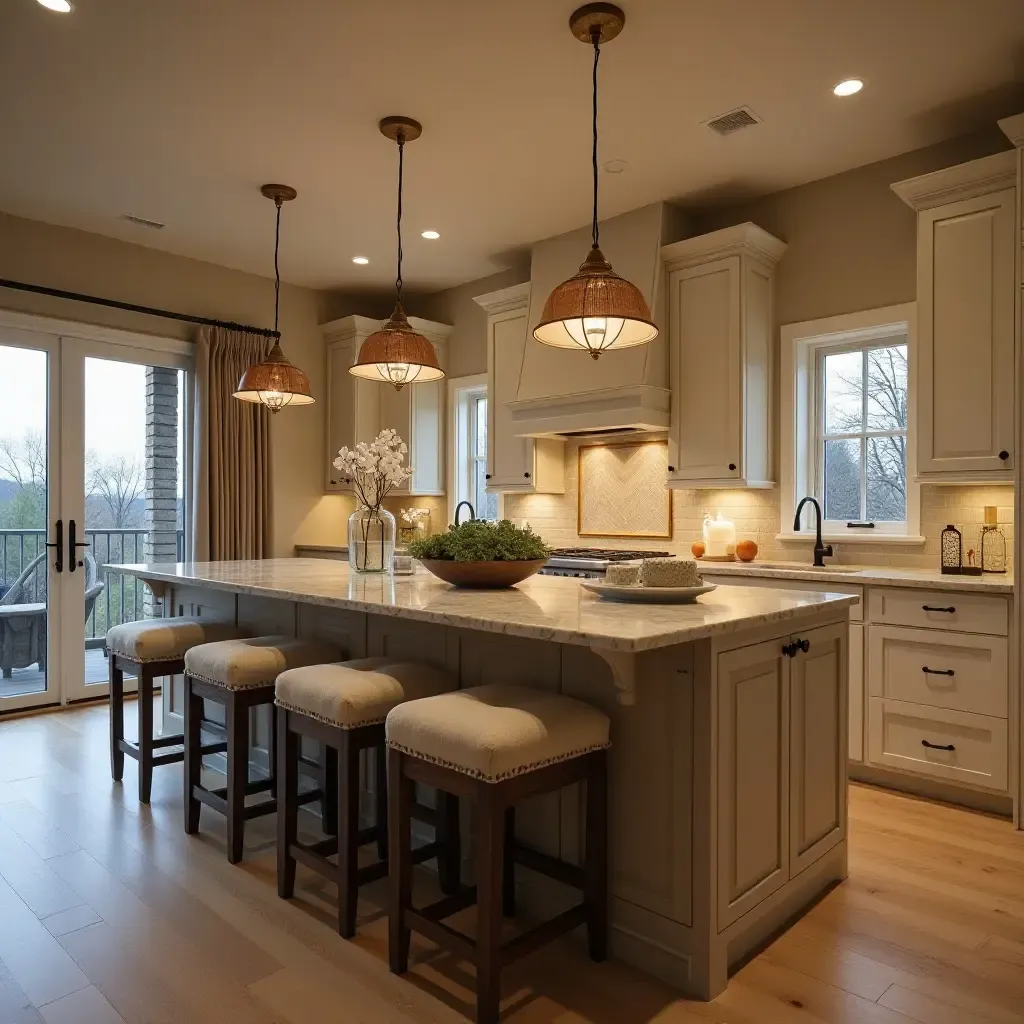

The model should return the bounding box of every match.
[0,700,1023,1024]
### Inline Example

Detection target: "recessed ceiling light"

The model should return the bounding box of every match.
[420,230,440,240]
[833,79,863,97]
[352,256,370,265]
[37,0,74,11]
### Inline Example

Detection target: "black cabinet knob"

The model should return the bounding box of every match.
[524,471,531,478]
[728,463,737,471]
[330,479,337,485]
[999,450,1009,461]
[485,473,492,480]
[668,465,675,472]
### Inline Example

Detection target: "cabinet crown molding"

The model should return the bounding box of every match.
[890,150,1016,211]
[660,222,787,271]
[997,112,1024,148]
[319,312,453,349]
[472,281,531,314]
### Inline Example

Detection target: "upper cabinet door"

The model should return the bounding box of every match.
[917,189,1015,480]
[488,308,537,489]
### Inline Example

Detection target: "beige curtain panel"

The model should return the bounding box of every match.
[192,326,273,560]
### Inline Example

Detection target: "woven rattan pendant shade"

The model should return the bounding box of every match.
[349,303,444,389]
[234,340,314,409]
[533,246,658,359]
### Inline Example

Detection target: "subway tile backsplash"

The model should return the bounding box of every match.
[503,439,1013,571]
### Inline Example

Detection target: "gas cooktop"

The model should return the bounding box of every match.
[541,548,675,578]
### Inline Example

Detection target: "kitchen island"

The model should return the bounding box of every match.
[111,558,857,999]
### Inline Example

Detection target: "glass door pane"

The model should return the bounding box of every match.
[0,332,58,713]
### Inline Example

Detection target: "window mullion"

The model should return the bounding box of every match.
[860,349,869,520]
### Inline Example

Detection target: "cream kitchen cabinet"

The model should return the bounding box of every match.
[473,284,564,494]
[892,152,1017,483]
[661,224,786,489]
[320,314,452,496]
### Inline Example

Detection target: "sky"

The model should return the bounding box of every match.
[0,344,184,495]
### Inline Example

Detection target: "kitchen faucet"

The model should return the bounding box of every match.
[793,497,833,568]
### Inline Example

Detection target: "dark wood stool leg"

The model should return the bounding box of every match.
[277,708,298,899]
[388,748,412,975]
[226,692,249,864]
[375,742,388,861]
[109,655,124,782]
[183,676,203,834]
[585,751,609,962]
[437,791,461,896]
[475,784,505,1024]
[322,743,338,836]
[503,806,516,917]
[337,732,360,938]
[137,666,154,803]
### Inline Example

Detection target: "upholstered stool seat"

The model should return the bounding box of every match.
[106,617,246,804]
[386,683,611,782]
[183,634,343,863]
[386,684,610,1024]
[275,658,460,938]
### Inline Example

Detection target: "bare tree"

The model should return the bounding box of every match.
[88,454,144,528]
[0,430,46,489]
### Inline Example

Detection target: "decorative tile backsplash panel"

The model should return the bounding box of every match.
[578,440,672,538]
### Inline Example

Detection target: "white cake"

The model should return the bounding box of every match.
[640,558,702,588]
[606,563,640,586]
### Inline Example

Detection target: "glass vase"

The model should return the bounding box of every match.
[348,506,396,574]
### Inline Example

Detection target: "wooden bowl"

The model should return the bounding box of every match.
[418,559,547,589]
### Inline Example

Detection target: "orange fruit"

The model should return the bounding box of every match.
[691,541,705,558]
[736,539,758,562]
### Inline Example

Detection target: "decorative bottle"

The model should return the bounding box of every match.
[980,506,1007,574]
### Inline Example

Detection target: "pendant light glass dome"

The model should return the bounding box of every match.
[350,117,444,390]
[533,4,658,359]
[234,185,314,411]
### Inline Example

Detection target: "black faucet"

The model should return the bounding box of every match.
[453,501,475,527]
[793,496,833,568]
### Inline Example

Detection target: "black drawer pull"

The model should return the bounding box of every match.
[999,450,1009,461]
[728,463,737,471]
[781,638,810,658]
[922,605,955,614]
[922,667,955,677]
[921,740,955,752]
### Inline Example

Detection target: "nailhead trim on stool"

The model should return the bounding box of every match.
[386,685,610,1024]
[274,658,460,938]
[182,634,343,863]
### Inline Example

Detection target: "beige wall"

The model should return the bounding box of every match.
[0,210,347,556]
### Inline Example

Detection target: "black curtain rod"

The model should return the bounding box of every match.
[0,277,280,339]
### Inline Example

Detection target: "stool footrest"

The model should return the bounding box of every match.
[421,886,478,923]
[512,843,586,890]
[501,905,587,967]
[404,910,476,965]
[151,734,184,749]
[151,751,185,767]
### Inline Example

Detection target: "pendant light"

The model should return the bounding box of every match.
[533,4,658,359]
[350,117,444,390]
[233,184,314,412]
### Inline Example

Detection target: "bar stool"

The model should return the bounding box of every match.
[183,634,342,863]
[275,657,461,937]
[386,684,610,1024]
[106,618,245,803]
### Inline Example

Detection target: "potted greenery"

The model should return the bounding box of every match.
[408,519,549,588]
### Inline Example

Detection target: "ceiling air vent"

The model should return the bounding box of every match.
[121,213,165,230]
[704,106,762,137]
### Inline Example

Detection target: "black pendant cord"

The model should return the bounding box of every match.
[395,133,406,305]
[272,199,282,335]
[591,28,601,250]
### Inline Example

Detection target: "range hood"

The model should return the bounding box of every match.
[508,202,686,439]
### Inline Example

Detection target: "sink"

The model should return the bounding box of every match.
[725,561,864,574]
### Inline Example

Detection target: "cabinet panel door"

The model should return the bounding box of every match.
[325,344,354,492]
[488,309,535,489]
[849,621,864,762]
[717,638,788,930]
[917,189,1015,477]
[670,258,742,482]
[790,623,847,875]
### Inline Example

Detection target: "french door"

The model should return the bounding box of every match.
[0,311,191,713]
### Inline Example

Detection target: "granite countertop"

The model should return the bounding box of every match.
[108,558,857,653]
[694,559,1014,595]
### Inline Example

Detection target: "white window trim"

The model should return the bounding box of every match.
[447,373,502,524]
[778,303,924,546]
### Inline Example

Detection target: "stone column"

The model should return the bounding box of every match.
[144,367,179,617]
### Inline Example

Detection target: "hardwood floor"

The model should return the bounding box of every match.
[0,699,1022,1023]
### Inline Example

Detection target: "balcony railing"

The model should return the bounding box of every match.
[0,528,185,644]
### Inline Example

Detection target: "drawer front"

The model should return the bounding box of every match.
[867,698,1008,792]
[868,625,1007,718]
[867,588,1008,635]
[701,575,863,621]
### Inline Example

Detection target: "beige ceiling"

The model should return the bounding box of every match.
[1,0,1022,293]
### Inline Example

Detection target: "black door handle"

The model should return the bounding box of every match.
[922,605,955,614]
[45,519,63,573]
[921,740,955,752]
[922,667,955,677]
[68,519,89,572]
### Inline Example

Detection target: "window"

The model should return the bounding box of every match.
[448,374,500,522]
[818,341,908,529]
[780,304,922,545]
